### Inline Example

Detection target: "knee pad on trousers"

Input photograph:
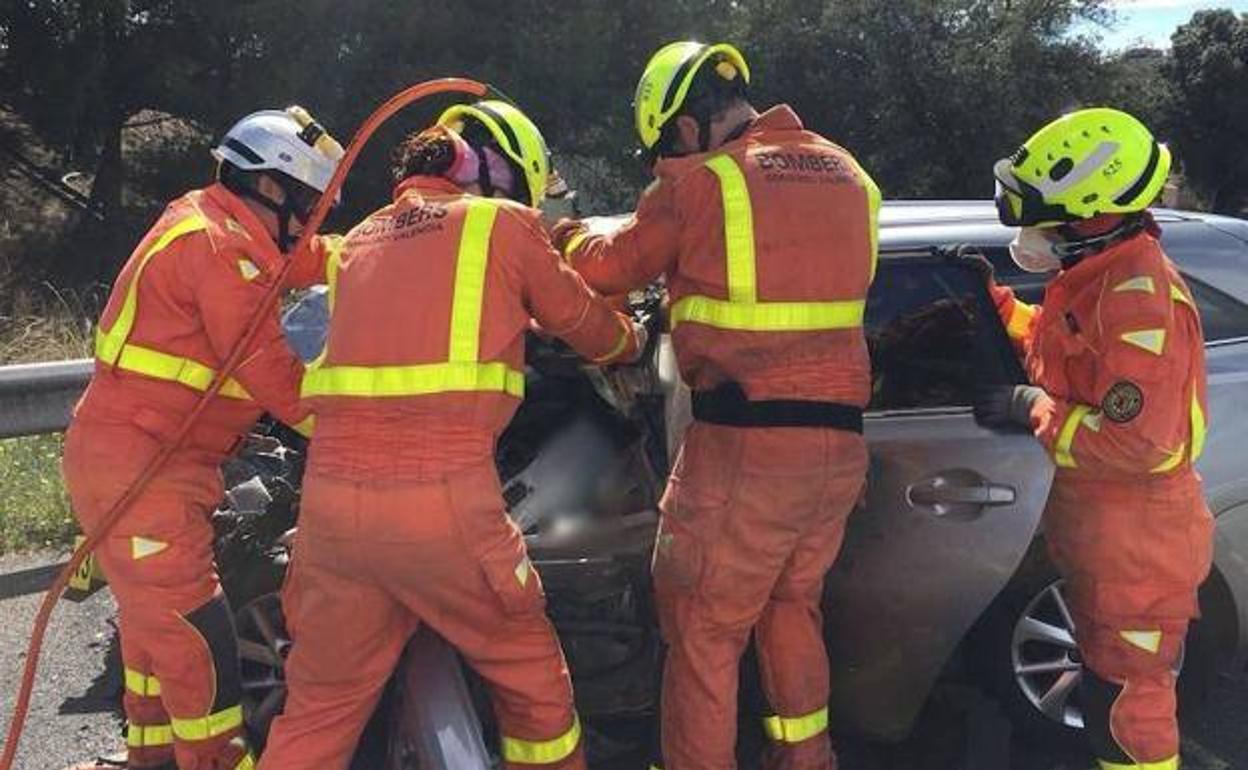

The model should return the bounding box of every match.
[1079,669,1133,765]
[183,595,243,716]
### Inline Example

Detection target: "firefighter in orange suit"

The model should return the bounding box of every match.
[257,101,641,770]
[550,42,879,770]
[974,108,1213,770]
[62,107,344,770]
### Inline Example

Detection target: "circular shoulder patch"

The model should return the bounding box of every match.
[1102,381,1144,423]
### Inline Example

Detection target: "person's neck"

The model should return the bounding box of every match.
[710,103,760,149]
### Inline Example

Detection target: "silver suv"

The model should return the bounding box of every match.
[165,201,1248,767]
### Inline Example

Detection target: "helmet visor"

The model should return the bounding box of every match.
[275,175,330,224]
[992,157,1074,228]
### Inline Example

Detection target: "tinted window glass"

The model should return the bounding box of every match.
[867,259,1026,411]
[987,246,1248,343]
[1186,277,1248,342]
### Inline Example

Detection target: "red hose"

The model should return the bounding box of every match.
[0,77,489,770]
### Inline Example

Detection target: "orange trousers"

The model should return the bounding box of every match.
[258,462,585,770]
[653,423,867,770]
[62,420,252,770]
[1045,471,1214,766]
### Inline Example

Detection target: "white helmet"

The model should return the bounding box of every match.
[212,106,343,250]
[212,106,343,193]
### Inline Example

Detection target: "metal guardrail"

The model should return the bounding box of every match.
[0,359,92,439]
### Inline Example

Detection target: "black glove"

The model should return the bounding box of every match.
[974,385,1044,428]
[943,245,995,286]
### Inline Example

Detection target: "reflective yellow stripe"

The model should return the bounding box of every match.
[562,230,589,260]
[303,201,523,401]
[449,201,498,362]
[307,246,344,372]
[127,723,174,747]
[1170,283,1194,308]
[1119,629,1163,654]
[102,339,252,399]
[1098,756,1178,770]
[591,322,633,364]
[1151,444,1187,474]
[501,714,581,765]
[670,155,868,332]
[325,237,343,314]
[1054,404,1093,468]
[302,361,525,398]
[170,705,243,741]
[234,753,256,770]
[670,296,865,331]
[1191,390,1206,461]
[848,156,882,281]
[705,155,757,303]
[1119,329,1166,356]
[762,706,829,743]
[1006,300,1038,341]
[95,214,209,365]
[93,212,254,401]
[291,414,315,437]
[124,668,161,697]
[1113,275,1156,295]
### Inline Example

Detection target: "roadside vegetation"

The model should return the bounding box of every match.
[0,288,90,553]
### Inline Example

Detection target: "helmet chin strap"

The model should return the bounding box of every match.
[1053,214,1148,267]
[231,181,302,253]
[474,145,496,199]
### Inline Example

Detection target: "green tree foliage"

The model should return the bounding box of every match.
[1165,9,1248,214]
[0,0,1229,296]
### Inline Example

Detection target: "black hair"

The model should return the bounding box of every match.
[654,54,750,159]
[391,128,458,183]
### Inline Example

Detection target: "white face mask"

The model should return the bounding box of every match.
[1009,227,1063,273]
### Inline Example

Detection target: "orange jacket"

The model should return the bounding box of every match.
[554,105,879,405]
[992,229,1208,480]
[302,176,639,479]
[75,183,336,453]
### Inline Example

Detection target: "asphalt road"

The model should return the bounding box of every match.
[2,550,1245,770]
[0,551,123,770]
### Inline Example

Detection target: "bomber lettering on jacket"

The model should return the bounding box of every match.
[755,151,856,184]
[353,202,449,242]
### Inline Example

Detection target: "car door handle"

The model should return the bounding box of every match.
[907,478,1017,507]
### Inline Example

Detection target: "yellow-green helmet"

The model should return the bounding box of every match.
[993,107,1171,228]
[634,41,750,152]
[438,100,550,207]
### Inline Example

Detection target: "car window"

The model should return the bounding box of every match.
[867,258,1026,411]
[985,246,1248,343]
[1186,277,1248,342]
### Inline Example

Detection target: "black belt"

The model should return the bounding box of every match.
[691,382,863,433]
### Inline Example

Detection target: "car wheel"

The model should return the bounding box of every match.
[227,554,398,768]
[970,549,1212,748]
[229,562,290,748]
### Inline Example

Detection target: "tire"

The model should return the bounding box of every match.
[969,541,1220,749]
[225,553,289,751]
[225,551,401,768]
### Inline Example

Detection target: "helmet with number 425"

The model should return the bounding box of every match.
[993,107,1171,228]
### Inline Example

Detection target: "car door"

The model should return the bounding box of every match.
[824,253,1055,740]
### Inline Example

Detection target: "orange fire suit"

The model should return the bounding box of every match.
[62,183,335,770]
[553,105,878,770]
[258,176,639,770]
[991,224,1213,769]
